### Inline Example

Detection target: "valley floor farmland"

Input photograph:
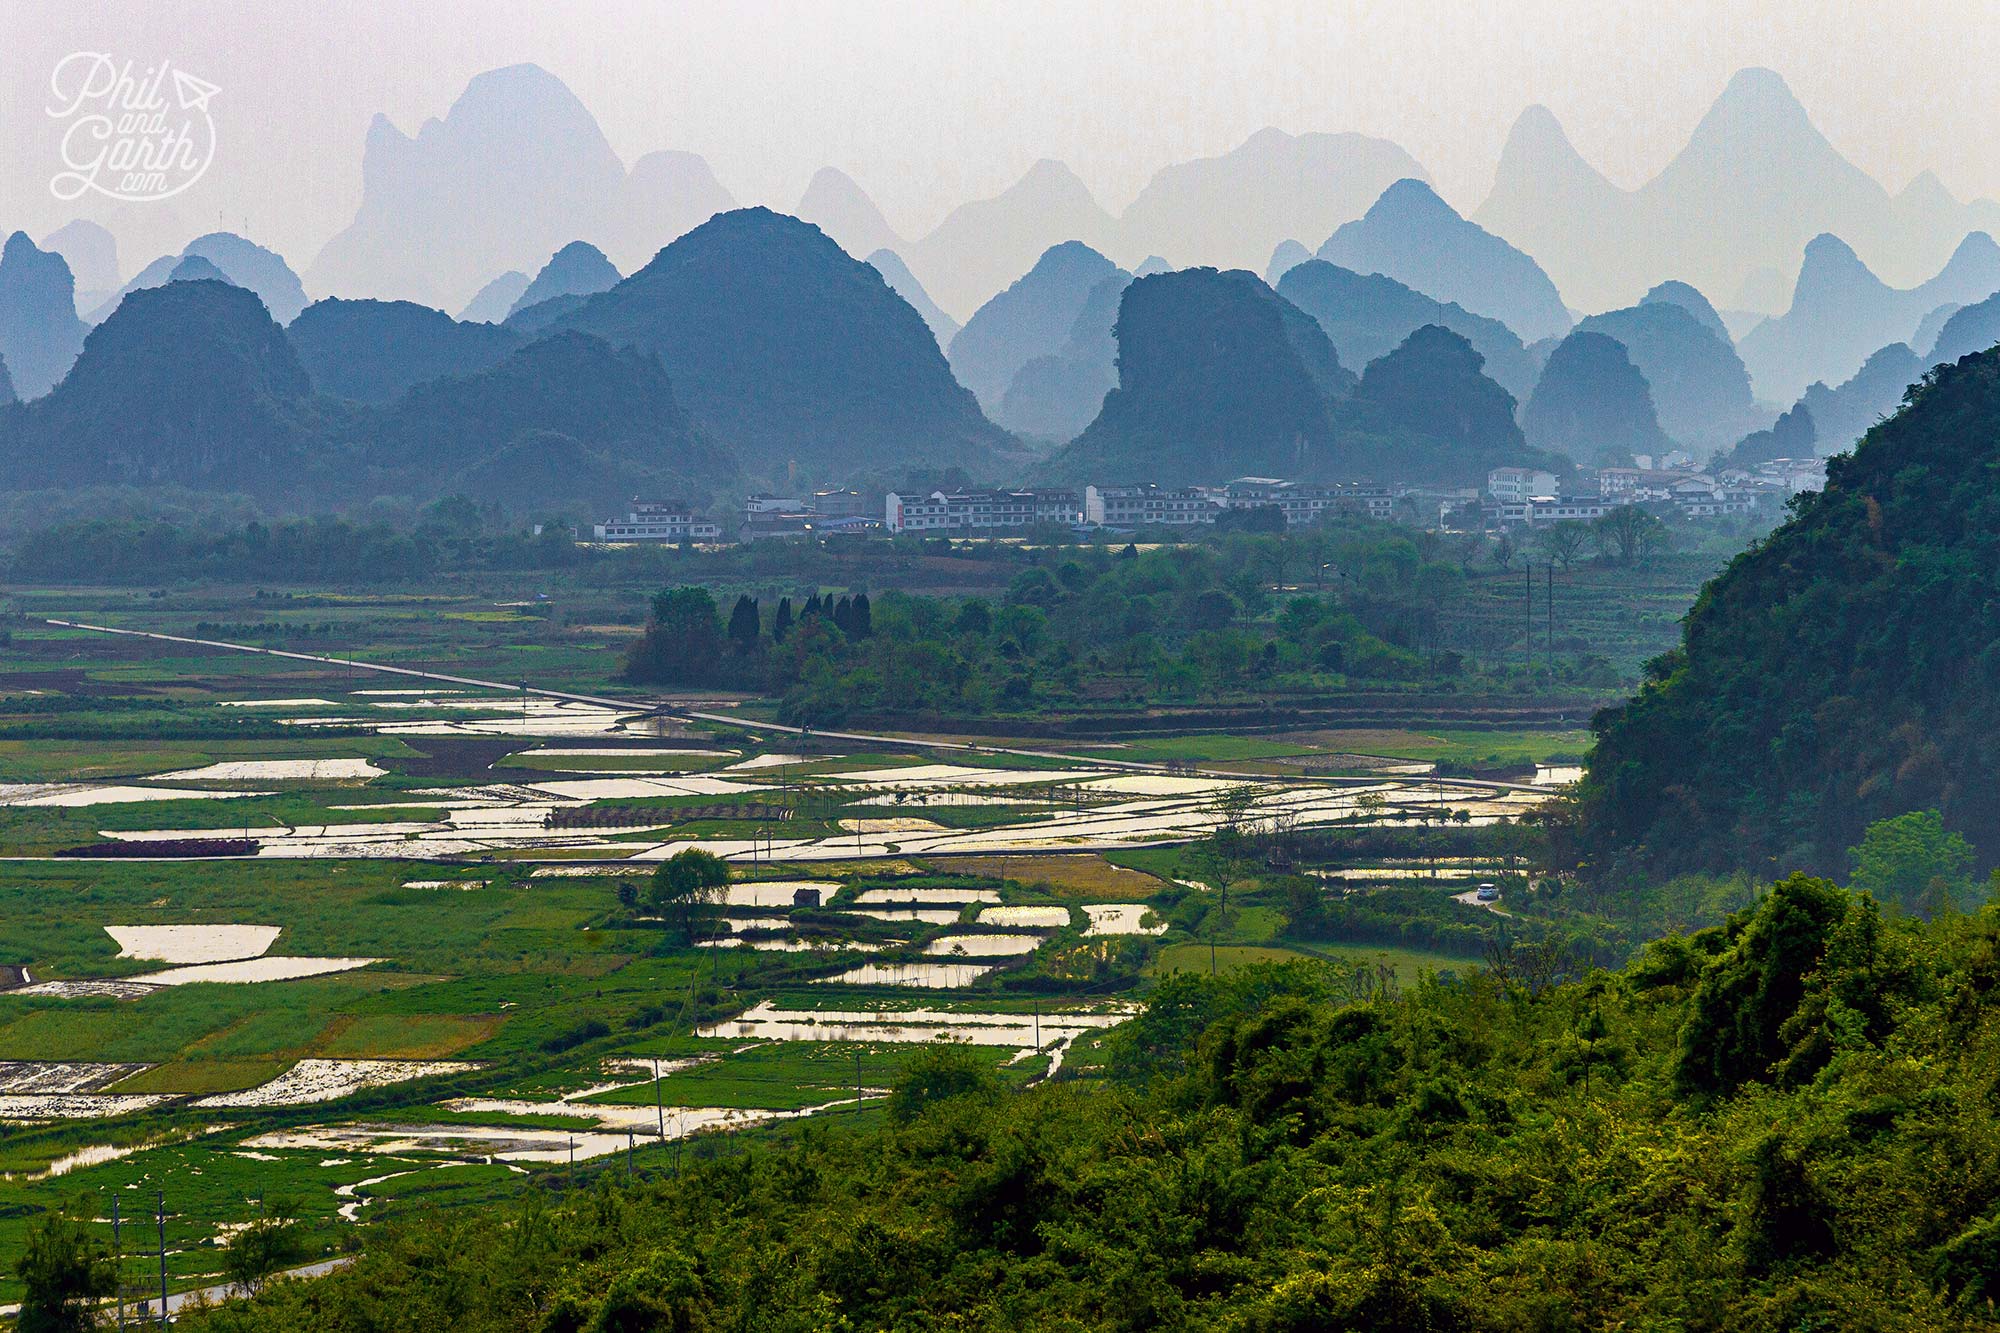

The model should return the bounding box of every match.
[0,584,1581,1307]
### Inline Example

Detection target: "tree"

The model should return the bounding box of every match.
[648,848,731,941]
[849,593,873,639]
[624,587,724,684]
[771,596,794,643]
[1848,809,1975,916]
[1189,792,1259,975]
[1489,532,1516,570]
[1592,505,1666,564]
[888,1043,999,1123]
[1673,873,1849,1097]
[726,595,761,655]
[1536,521,1591,571]
[16,1207,116,1333]
[224,1196,310,1296]
[953,599,992,636]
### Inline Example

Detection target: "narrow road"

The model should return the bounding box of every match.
[45,619,1545,793]
[0,1257,352,1322]
[158,1257,354,1319]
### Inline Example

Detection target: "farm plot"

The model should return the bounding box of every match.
[194,1059,479,1108]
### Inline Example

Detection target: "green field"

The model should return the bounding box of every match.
[0,577,1571,1306]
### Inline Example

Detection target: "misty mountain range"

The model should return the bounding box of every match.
[5,59,2000,510]
[38,60,1992,333]
[17,60,2000,352]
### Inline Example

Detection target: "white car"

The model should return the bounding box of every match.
[1474,883,1500,903]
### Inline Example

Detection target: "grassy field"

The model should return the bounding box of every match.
[1063,734,1316,764]
[927,853,1168,898]
[1151,941,1467,983]
[585,1042,912,1111]
[1271,727,1593,767]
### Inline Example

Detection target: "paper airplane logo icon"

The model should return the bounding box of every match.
[173,69,220,113]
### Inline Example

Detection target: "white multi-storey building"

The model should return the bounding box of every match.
[1486,467,1562,502]
[1082,484,1222,528]
[884,489,1083,534]
[592,501,722,542]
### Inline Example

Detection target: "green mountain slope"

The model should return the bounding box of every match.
[1576,348,2000,879]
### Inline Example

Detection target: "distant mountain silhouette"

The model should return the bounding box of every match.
[948,243,1127,411]
[183,234,308,323]
[1474,105,1628,311]
[1276,260,1538,398]
[169,256,231,284]
[1319,179,1572,343]
[1912,302,1962,356]
[1796,343,1925,454]
[1477,69,2000,312]
[865,250,958,348]
[506,242,620,321]
[1715,401,1816,472]
[1639,280,1731,344]
[1576,302,1761,452]
[797,168,904,260]
[1927,290,2000,365]
[448,429,636,512]
[0,278,736,510]
[1119,128,1429,276]
[89,233,308,325]
[310,66,733,309]
[504,293,593,336]
[1738,231,2000,402]
[39,220,119,311]
[1347,324,1556,485]
[904,161,1121,320]
[1521,331,1670,467]
[602,151,737,272]
[995,273,1128,441]
[1046,268,1351,483]
[1265,240,1311,285]
[0,279,332,491]
[0,233,87,398]
[551,207,1014,480]
[365,331,734,501]
[288,298,523,404]
[458,271,531,324]
[90,255,183,320]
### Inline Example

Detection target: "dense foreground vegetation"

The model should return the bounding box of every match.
[135,875,2000,1331]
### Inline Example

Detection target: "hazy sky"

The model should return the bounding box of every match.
[7,0,2000,276]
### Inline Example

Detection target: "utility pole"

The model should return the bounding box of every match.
[653,1055,665,1147]
[156,1191,168,1327]
[114,1198,124,1332]
[627,1131,634,1177]
[1547,563,1555,669]
[854,1047,862,1114]
[1524,561,1533,678]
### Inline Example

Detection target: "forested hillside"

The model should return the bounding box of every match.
[1576,348,2000,881]
[173,876,2000,1330]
